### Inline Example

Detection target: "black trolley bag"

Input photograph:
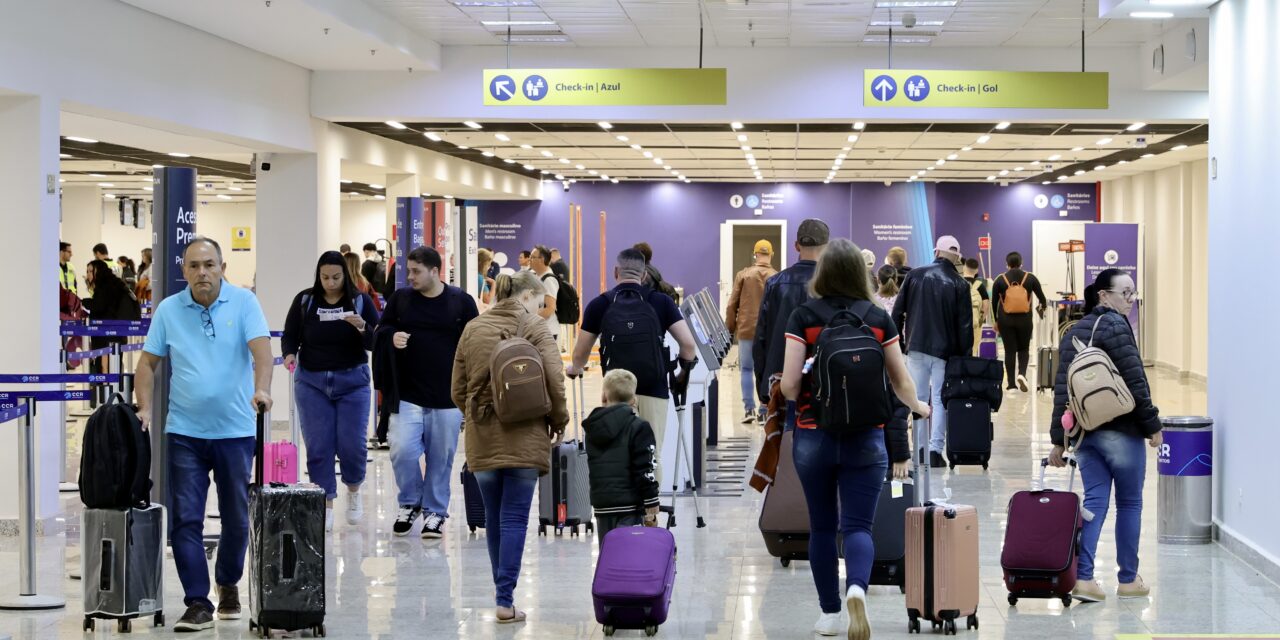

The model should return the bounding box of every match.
[248,407,327,638]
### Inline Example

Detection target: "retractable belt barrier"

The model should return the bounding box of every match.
[0,397,65,610]
[64,346,116,360]
[0,374,119,384]
[0,403,27,425]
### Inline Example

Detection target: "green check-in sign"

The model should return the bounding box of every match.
[863,70,1109,109]
[483,68,726,106]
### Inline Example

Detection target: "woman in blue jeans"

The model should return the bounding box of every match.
[780,238,930,639]
[450,272,569,624]
[1049,268,1162,602]
[282,251,380,531]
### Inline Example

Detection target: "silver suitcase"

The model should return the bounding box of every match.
[82,504,165,632]
[538,376,593,537]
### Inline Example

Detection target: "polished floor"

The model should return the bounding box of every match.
[0,358,1276,639]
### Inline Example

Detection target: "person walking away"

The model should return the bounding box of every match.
[632,241,680,303]
[565,248,698,487]
[992,251,1048,392]
[528,245,560,347]
[891,235,973,468]
[133,237,274,631]
[962,258,991,357]
[874,266,899,314]
[377,246,478,538]
[779,238,929,638]
[724,240,778,424]
[344,251,383,312]
[585,369,661,541]
[360,243,387,293]
[118,256,138,291]
[59,241,77,295]
[549,248,571,282]
[282,251,380,532]
[886,246,911,286]
[1048,268,1161,603]
[747,219,828,494]
[449,271,567,623]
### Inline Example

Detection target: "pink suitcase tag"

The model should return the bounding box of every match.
[263,441,298,485]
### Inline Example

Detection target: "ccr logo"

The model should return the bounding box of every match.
[1034,194,1049,209]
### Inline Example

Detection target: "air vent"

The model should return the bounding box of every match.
[865,29,939,37]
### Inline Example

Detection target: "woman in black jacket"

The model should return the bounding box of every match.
[1048,268,1162,604]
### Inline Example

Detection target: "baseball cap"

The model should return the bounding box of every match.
[796,219,830,247]
[934,235,961,255]
[753,239,774,255]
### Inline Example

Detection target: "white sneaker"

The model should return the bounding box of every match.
[346,490,364,525]
[324,507,334,532]
[1016,374,1030,393]
[846,585,869,640]
[814,612,844,636]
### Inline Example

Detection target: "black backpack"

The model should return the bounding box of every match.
[599,287,668,391]
[79,394,151,509]
[542,273,581,324]
[810,301,893,432]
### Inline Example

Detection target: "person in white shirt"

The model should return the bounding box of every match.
[529,245,560,345]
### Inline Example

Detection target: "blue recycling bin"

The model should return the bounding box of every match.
[1157,416,1213,544]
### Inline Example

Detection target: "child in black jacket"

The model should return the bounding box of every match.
[584,369,661,542]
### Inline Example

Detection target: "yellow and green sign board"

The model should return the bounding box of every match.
[863,69,1109,109]
[482,68,726,106]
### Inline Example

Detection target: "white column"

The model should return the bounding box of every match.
[59,184,103,295]
[0,94,63,520]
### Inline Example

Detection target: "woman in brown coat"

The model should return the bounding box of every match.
[451,270,568,625]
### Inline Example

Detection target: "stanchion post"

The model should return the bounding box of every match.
[0,398,66,610]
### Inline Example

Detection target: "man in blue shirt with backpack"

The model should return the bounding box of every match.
[566,248,697,486]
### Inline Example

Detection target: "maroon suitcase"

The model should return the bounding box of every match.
[1000,457,1089,607]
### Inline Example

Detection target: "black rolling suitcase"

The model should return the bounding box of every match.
[461,463,486,533]
[248,409,327,638]
[945,398,993,469]
[870,477,913,591]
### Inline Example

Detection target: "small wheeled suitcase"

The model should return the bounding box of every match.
[1002,457,1087,607]
[759,430,815,566]
[248,409,327,638]
[539,376,593,537]
[870,475,913,591]
[592,526,677,637]
[81,505,165,633]
[263,441,298,485]
[945,399,992,470]
[461,463,486,533]
[978,325,998,360]
[906,415,980,635]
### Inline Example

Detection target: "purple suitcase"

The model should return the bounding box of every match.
[592,526,676,636]
[1001,457,1088,607]
[979,325,998,359]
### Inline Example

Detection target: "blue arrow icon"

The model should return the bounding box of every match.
[871,75,897,102]
[489,74,515,101]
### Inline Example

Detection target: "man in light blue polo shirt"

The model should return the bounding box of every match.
[135,237,274,633]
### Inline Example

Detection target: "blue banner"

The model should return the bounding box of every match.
[1158,429,1213,477]
[0,389,95,409]
[0,403,28,424]
[61,326,150,337]
[154,167,197,299]
[0,373,118,384]
[66,347,115,359]
[395,197,424,290]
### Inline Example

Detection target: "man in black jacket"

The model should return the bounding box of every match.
[584,369,661,542]
[751,218,828,427]
[892,235,974,467]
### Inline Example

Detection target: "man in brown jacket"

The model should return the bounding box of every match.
[725,239,778,424]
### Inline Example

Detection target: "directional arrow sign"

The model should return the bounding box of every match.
[489,74,516,101]
[871,75,897,102]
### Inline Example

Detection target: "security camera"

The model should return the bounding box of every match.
[902,12,918,29]
[254,152,273,173]
[562,180,571,192]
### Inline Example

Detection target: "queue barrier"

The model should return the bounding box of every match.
[0,397,65,610]
[65,346,116,360]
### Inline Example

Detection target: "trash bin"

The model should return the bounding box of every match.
[1157,416,1213,544]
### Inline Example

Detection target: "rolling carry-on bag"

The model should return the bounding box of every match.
[539,376,593,537]
[978,325,998,360]
[461,463,486,533]
[592,526,677,637]
[249,408,327,638]
[945,399,993,470]
[906,415,980,635]
[81,504,165,633]
[870,475,913,591]
[1002,457,1089,607]
[759,430,818,566]
[263,441,299,485]
[1037,316,1059,392]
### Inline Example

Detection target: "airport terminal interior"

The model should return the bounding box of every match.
[1,0,1276,638]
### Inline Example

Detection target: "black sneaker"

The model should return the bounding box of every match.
[174,604,214,632]
[393,505,420,537]
[757,407,767,424]
[421,512,445,539]
[930,451,947,468]
[741,413,755,425]
[215,585,240,620]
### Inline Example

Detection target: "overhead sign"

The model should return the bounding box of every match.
[863,70,1109,109]
[482,68,726,106]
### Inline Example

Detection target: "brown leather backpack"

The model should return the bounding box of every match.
[489,316,552,424]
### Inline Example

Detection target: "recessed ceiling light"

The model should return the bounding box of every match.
[631,144,642,150]
[59,153,72,159]
[369,183,384,189]
[1042,181,1052,185]
[142,186,152,191]
[684,179,691,184]
[96,182,114,187]
[1095,165,1106,171]
[1118,160,1129,165]
[611,179,619,184]
[1015,166,1025,172]
[481,19,557,26]
[995,122,1012,130]
[1096,138,1113,146]
[837,154,847,160]
[443,195,454,199]
[1048,154,1062,161]
[523,164,535,170]
[918,170,926,176]
[663,165,671,171]
[961,146,972,152]
[168,152,190,158]
[463,121,482,129]
[1031,160,1041,166]
[987,176,997,181]
[541,150,554,157]
[103,194,115,199]
[600,174,610,180]
[731,122,744,130]
[559,158,570,164]
[863,35,933,44]
[482,151,495,158]
[504,158,516,164]
[554,174,565,180]
[1131,11,1174,18]
[737,134,748,142]
[151,164,164,169]
[228,186,243,191]
[88,173,106,177]
[643,151,653,158]
[998,170,1009,176]
[1142,153,1155,158]
[653,158,664,165]
[1075,169,1086,175]
[870,19,946,27]
[1072,146,1085,152]
[425,132,443,141]
[1058,175,1069,181]
[589,170,599,175]
[520,144,533,150]
[947,153,958,160]
[616,135,629,142]
[576,164,586,170]
[385,121,407,130]
[217,194,232,200]
[742,145,752,152]
[1171,144,1188,151]
[598,121,612,130]
[853,122,866,130]
[977,135,991,144]
[1127,122,1147,131]
[65,136,98,143]
[457,145,470,150]
[935,159,946,166]
[842,146,852,152]
[847,135,858,143]
[495,133,510,142]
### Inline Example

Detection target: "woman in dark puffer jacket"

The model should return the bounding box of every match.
[1048,268,1162,604]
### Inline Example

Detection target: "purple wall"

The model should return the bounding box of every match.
[470,181,1096,302]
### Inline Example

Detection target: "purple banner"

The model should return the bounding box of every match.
[395,197,425,290]
[1084,222,1141,338]
[1158,429,1213,477]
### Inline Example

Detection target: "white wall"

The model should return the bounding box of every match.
[340,199,387,253]
[1208,0,1280,573]
[196,202,258,288]
[1101,159,1209,379]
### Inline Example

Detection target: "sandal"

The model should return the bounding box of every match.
[495,607,526,624]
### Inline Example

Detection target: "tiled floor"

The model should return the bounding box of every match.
[0,360,1276,639]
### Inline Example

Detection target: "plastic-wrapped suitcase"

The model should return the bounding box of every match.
[1002,457,1086,608]
[905,415,980,635]
[81,505,165,633]
[945,399,992,470]
[461,463,486,533]
[248,409,327,638]
[538,376,593,537]
[592,526,677,637]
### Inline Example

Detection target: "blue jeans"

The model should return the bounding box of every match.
[906,352,947,454]
[168,434,255,611]
[739,339,756,413]
[473,467,539,608]
[294,365,371,498]
[388,402,461,515]
[1076,430,1147,583]
[792,427,888,614]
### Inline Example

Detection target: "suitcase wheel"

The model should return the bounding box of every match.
[645,624,658,636]
[570,525,580,538]
[967,614,979,630]
[780,558,791,568]
[603,625,616,637]
[1008,594,1019,606]
[899,584,906,594]
[1061,595,1072,608]
[469,526,477,533]
[313,623,326,637]
[154,612,165,627]
[538,524,546,536]
[83,617,94,632]
[117,618,131,633]
[586,521,595,533]
[982,463,989,470]
[944,619,957,635]
[907,615,920,634]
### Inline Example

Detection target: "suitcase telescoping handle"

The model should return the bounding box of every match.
[912,412,930,505]
[254,404,266,487]
[1039,456,1095,521]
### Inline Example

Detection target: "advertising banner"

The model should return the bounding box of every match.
[483,68,727,106]
[1157,429,1213,477]
[394,197,423,290]
[1084,222,1142,340]
[152,167,196,300]
[863,70,1109,109]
